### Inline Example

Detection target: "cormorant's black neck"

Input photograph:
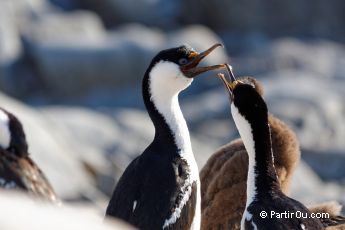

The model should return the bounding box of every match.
[250,118,280,196]
[142,70,181,154]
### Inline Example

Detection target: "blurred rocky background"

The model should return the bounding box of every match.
[0,0,345,225]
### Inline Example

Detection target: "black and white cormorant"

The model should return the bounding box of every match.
[0,108,58,202]
[200,76,301,230]
[217,66,324,230]
[106,44,225,230]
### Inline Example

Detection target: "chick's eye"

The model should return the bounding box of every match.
[178,58,188,65]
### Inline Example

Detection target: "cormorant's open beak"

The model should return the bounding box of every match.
[181,43,226,78]
[217,64,240,98]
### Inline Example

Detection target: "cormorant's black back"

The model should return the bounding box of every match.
[106,143,197,230]
[244,191,324,229]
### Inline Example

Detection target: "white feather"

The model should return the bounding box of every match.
[251,220,258,230]
[190,180,201,230]
[241,213,258,230]
[132,201,137,212]
[0,110,10,149]
[231,104,258,230]
[149,61,193,153]
[149,61,200,229]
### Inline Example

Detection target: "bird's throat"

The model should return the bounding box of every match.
[152,93,192,155]
[231,104,280,206]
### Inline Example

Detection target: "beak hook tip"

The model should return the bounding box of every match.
[216,43,224,48]
[225,64,236,82]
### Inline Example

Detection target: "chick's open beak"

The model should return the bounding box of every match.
[217,64,240,98]
[217,73,232,95]
[181,43,226,78]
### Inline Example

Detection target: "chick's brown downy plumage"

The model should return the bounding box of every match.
[200,77,300,230]
[308,202,345,229]
[201,76,345,229]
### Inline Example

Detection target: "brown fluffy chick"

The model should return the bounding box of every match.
[200,76,300,230]
[201,76,345,229]
[309,202,345,229]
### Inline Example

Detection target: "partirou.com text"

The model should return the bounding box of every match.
[259,210,329,219]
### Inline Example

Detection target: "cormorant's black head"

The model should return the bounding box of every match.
[217,65,268,127]
[235,76,264,97]
[151,43,225,78]
[231,83,268,125]
[143,44,226,121]
[0,108,28,157]
[146,44,225,97]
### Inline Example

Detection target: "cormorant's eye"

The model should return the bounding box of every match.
[178,58,188,65]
